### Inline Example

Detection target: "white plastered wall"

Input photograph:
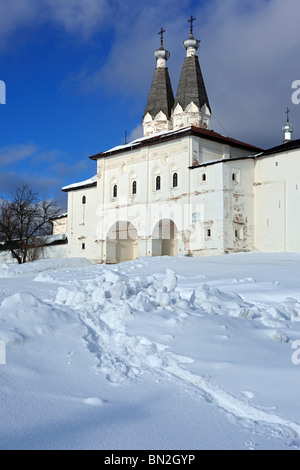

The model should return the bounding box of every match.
[66,183,101,260]
[254,149,300,252]
[66,133,259,262]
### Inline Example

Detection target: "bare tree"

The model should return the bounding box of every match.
[0,184,62,264]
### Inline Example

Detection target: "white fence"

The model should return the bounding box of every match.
[0,240,67,264]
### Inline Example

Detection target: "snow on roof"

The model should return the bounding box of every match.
[189,154,256,169]
[97,127,193,156]
[52,213,68,220]
[62,175,97,192]
[255,138,300,158]
[90,126,261,160]
[44,232,67,244]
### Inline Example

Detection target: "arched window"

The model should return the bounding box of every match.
[156,175,161,191]
[172,172,178,188]
[113,185,117,198]
[132,181,137,195]
[82,195,86,204]
[202,173,206,182]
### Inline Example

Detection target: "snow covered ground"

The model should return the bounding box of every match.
[0,252,300,450]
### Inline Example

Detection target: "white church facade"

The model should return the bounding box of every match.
[62,20,300,264]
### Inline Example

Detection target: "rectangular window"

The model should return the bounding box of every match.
[235,229,240,239]
[156,175,161,191]
[206,229,211,238]
[132,181,137,195]
[232,170,240,184]
[82,243,86,250]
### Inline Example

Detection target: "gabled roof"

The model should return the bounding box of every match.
[62,175,97,192]
[255,138,300,158]
[174,55,211,113]
[189,154,256,170]
[90,126,262,160]
[143,67,174,120]
[189,137,300,169]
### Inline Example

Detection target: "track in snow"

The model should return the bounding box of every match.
[53,267,300,449]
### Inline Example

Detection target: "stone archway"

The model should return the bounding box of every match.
[106,221,138,264]
[152,219,178,257]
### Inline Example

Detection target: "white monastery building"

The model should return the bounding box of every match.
[62,19,300,264]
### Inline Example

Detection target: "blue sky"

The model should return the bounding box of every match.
[0,0,300,207]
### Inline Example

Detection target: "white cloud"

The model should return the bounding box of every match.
[0,144,38,167]
[0,142,88,203]
[44,0,109,39]
[82,1,187,95]
[0,0,109,48]
[128,124,143,142]
[197,0,300,146]
[85,0,299,148]
[0,0,39,48]
[95,0,300,147]
[0,0,299,148]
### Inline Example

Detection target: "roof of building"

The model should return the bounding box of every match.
[90,126,262,160]
[143,67,174,120]
[189,138,300,169]
[189,154,256,170]
[51,213,68,220]
[62,175,97,192]
[174,55,211,114]
[254,138,300,158]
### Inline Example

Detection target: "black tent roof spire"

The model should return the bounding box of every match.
[173,17,211,115]
[142,28,175,135]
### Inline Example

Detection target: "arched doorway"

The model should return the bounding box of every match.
[106,221,138,263]
[152,219,178,256]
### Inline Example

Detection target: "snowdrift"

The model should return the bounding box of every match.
[0,253,300,450]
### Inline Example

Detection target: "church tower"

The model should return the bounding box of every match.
[282,107,294,143]
[172,16,211,131]
[143,28,175,137]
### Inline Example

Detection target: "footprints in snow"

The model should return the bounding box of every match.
[78,305,300,448]
[58,269,300,449]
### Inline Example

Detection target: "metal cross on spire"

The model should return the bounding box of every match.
[158,27,165,46]
[188,15,196,35]
[286,106,290,123]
